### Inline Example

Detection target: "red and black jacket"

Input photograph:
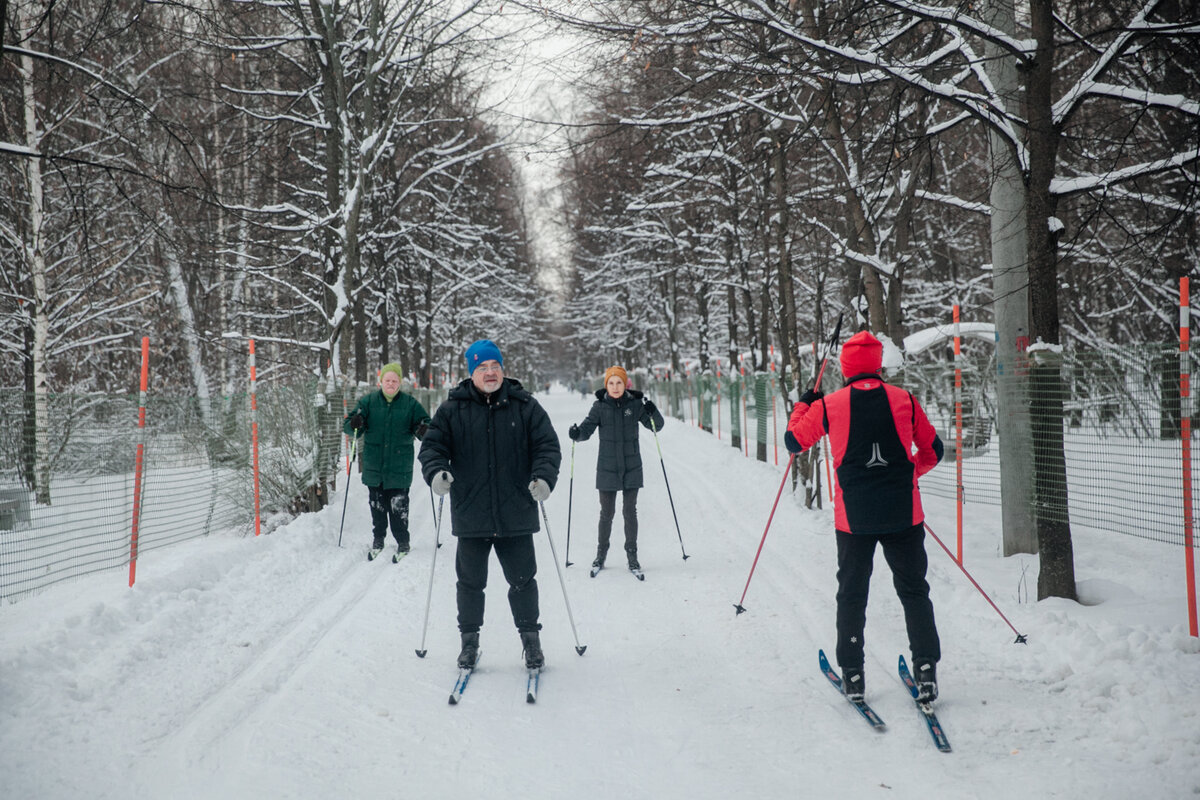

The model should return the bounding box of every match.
[786,331,943,534]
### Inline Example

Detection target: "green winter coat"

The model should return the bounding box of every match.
[343,390,431,490]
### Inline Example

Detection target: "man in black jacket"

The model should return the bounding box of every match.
[419,339,562,671]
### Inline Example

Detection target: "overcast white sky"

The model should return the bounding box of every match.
[473,3,613,287]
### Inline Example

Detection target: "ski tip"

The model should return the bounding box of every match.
[575,645,587,656]
[734,604,747,615]
[415,649,427,659]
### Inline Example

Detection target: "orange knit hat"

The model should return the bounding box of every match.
[604,365,629,387]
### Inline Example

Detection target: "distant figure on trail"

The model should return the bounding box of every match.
[343,363,430,561]
[568,366,665,578]
[418,339,562,672]
[785,330,945,704]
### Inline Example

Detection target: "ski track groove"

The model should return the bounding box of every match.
[133,549,404,782]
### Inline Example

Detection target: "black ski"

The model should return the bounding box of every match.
[589,564,603,578]
[526,668,540,703]
[898,655,952,752]
[630,567,645,581]
[392,549,410,563]
[367,546,384,561]
[819,649,886,731]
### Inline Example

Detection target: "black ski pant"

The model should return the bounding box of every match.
[455,534,540,635]
[835,524,940,669]
[368,486,409,546]
[597,488,639,557]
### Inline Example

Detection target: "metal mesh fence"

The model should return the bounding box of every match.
[0,382,447,602]
[644,343,1196,549]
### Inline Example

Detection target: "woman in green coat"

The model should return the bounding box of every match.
[343,363,430,559]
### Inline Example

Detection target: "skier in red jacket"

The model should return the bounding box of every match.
[785,329,945,703]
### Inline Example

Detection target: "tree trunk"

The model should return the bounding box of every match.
[19,14,51,505]
[1027,0,1076,601]
[982,0,1037,556]
[160,230,214,432]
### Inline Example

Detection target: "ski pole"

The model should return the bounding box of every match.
[428,486,441,548]
[414,494,445,658]
[809,312,844,395]
[924,521,1028,643]
[539,501,587,655]
[734,453,795,614]
[736,313,843,614]
[564,441,576,567]
[336,431,360,548]
[649,417,689,560]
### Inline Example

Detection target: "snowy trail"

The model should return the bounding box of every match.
[3,387,1199,799]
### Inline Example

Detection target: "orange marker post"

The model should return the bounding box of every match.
[954,305,964,564]
[1181,278,1197,637]
[128,337,149,587]
[250,339,261,537]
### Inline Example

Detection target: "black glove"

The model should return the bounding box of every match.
[799,389,823,406]
[568,423,581,441]
[643,399,658,417]
[784,431,803,454]
[349,413,365,431]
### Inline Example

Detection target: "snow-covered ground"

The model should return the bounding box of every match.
[2,386,1198,799]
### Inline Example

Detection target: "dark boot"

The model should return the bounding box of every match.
[626,549,640,572]
[457,632,480,669]
[592,547,607,569]
[842,665,865,701]
[520,630,544,670]
[912,657,938,702]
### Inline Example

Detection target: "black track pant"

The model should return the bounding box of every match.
[597,488,639,556]
[835,524,940,669]
[368,486,409,545]
[455,535,539,634]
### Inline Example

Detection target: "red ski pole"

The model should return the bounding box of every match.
[734,313,843,615]
[734,453,795,614]
[924,522,1028,644]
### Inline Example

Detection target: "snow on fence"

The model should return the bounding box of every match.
[0,351,447,603]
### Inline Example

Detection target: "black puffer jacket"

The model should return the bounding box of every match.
[574,388,665,491]
[419,378,561,538]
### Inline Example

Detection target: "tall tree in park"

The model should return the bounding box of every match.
[0,0,183,502]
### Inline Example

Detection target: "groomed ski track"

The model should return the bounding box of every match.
[1,389,1195,800]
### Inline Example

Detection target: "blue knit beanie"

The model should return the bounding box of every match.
[464,339,503,373]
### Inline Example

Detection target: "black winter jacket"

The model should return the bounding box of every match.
[574,388,665,491]
[419,378,561,538]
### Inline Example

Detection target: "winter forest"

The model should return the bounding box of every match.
[2,0,1199,600]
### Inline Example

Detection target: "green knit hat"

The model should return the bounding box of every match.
[380,363,403,396]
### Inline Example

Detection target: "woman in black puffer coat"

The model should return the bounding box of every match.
[568,366,665,574]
